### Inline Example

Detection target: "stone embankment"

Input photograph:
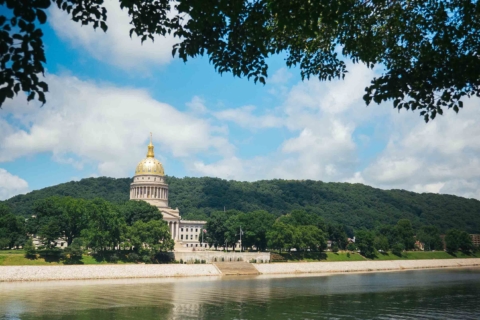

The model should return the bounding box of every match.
[2,259,480,282]
[253,258,480,275]
[0,264,220,282]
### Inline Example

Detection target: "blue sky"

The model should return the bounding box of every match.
[1,0,480,200]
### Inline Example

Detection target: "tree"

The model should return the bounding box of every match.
[81,198,127,252]
[391,242,404,257]
[128,220,173,253]
[458,231,474,253]
[242,210,275,251]
[24,238,36,258]
[64,237,84,259]
[346,243,357,252]
[0,203,26,249]
[28,197,88,246]
[3,1,479,121]
[446,229,474,253]
[278,210,326,231]
[356,230,375,258]
[205,211,231,249]
[395,219,415,251]
[417,225,443,251]
[295,225,326,252]
[119,200,163,225]
[374,235,390,253]
[38,218,62,248]
[266,221,296,252]
[328,224,348,249]
[224,214,243,250]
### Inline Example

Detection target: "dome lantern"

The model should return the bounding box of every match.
[134,133,165,176]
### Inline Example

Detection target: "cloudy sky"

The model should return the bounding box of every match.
[1,1,480,201]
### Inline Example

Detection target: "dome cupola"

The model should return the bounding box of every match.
[134,133,165,176]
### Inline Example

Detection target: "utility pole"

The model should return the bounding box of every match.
[240,226,242,252]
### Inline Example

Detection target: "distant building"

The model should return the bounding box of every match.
[415,240,424,251]
[130,135,207,251]
[471,234,480,247]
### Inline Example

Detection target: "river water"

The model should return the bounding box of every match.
[1,268,480,319]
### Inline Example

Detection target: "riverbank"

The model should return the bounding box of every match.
[254,258,480,275]
[1,258,480,282]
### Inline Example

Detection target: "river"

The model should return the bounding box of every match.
[1,268,479,319]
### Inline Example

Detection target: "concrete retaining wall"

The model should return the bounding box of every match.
[174,251,270,263]
[2,258,479,282]
[253,258,480,275]
[0,264,220,282]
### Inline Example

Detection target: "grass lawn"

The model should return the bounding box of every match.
[274,251,366,262]
[372,250,480,260]
[0,253,132,266]
[0,249,25,254]
[325,252,366,261]
[272,250,480,263]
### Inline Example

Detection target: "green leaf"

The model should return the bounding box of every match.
[36,10,47,24]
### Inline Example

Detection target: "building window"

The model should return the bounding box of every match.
[190,228,193,232]
[190,235,193,240]
[195,244,198,247]
[181,228,183,232]
[195,228,198,232]
[181,235,183,240]
[195,235,198,239]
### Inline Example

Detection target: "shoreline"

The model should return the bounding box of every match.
[1,258,479,282]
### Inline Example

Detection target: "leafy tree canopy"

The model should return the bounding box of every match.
[4,176,480,234]
[2,0,479,121]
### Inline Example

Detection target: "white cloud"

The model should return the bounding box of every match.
[49,0,177,70]
[360,97,480,199]
[270,68,293,84]
[192,62,480,200]
[186,96,207,114]
[1,74,233,178]
[0,169,29,200]
[214,105,283,129]
[198,63,377,182]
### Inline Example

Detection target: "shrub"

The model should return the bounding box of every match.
[347,252,351,258]
[347,243,357,251]
[142,255,151,263]
[392,243,404,256]
[129,253,140,262]
[109,254,119,263]
[332,244,339,253]
[24,238,36,258]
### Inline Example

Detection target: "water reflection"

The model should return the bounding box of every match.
[1,268,480,319]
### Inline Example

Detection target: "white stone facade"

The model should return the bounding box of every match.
[130,137,207,251]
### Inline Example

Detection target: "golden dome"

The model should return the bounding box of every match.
[134,134,165,176]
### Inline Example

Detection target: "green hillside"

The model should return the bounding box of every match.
[3,176,480,233]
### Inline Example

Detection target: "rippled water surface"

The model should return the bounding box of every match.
[1,268,480,319]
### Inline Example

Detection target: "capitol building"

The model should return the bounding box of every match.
[130,135,207,250]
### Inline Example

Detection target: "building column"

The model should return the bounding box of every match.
[176,221,179,240]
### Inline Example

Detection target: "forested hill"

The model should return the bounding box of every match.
[3,176,480,233]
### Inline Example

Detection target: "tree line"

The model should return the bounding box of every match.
[0,197,173,263]
[1,197,477,261]
[204,209,476,256]
[5,176,480,234]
